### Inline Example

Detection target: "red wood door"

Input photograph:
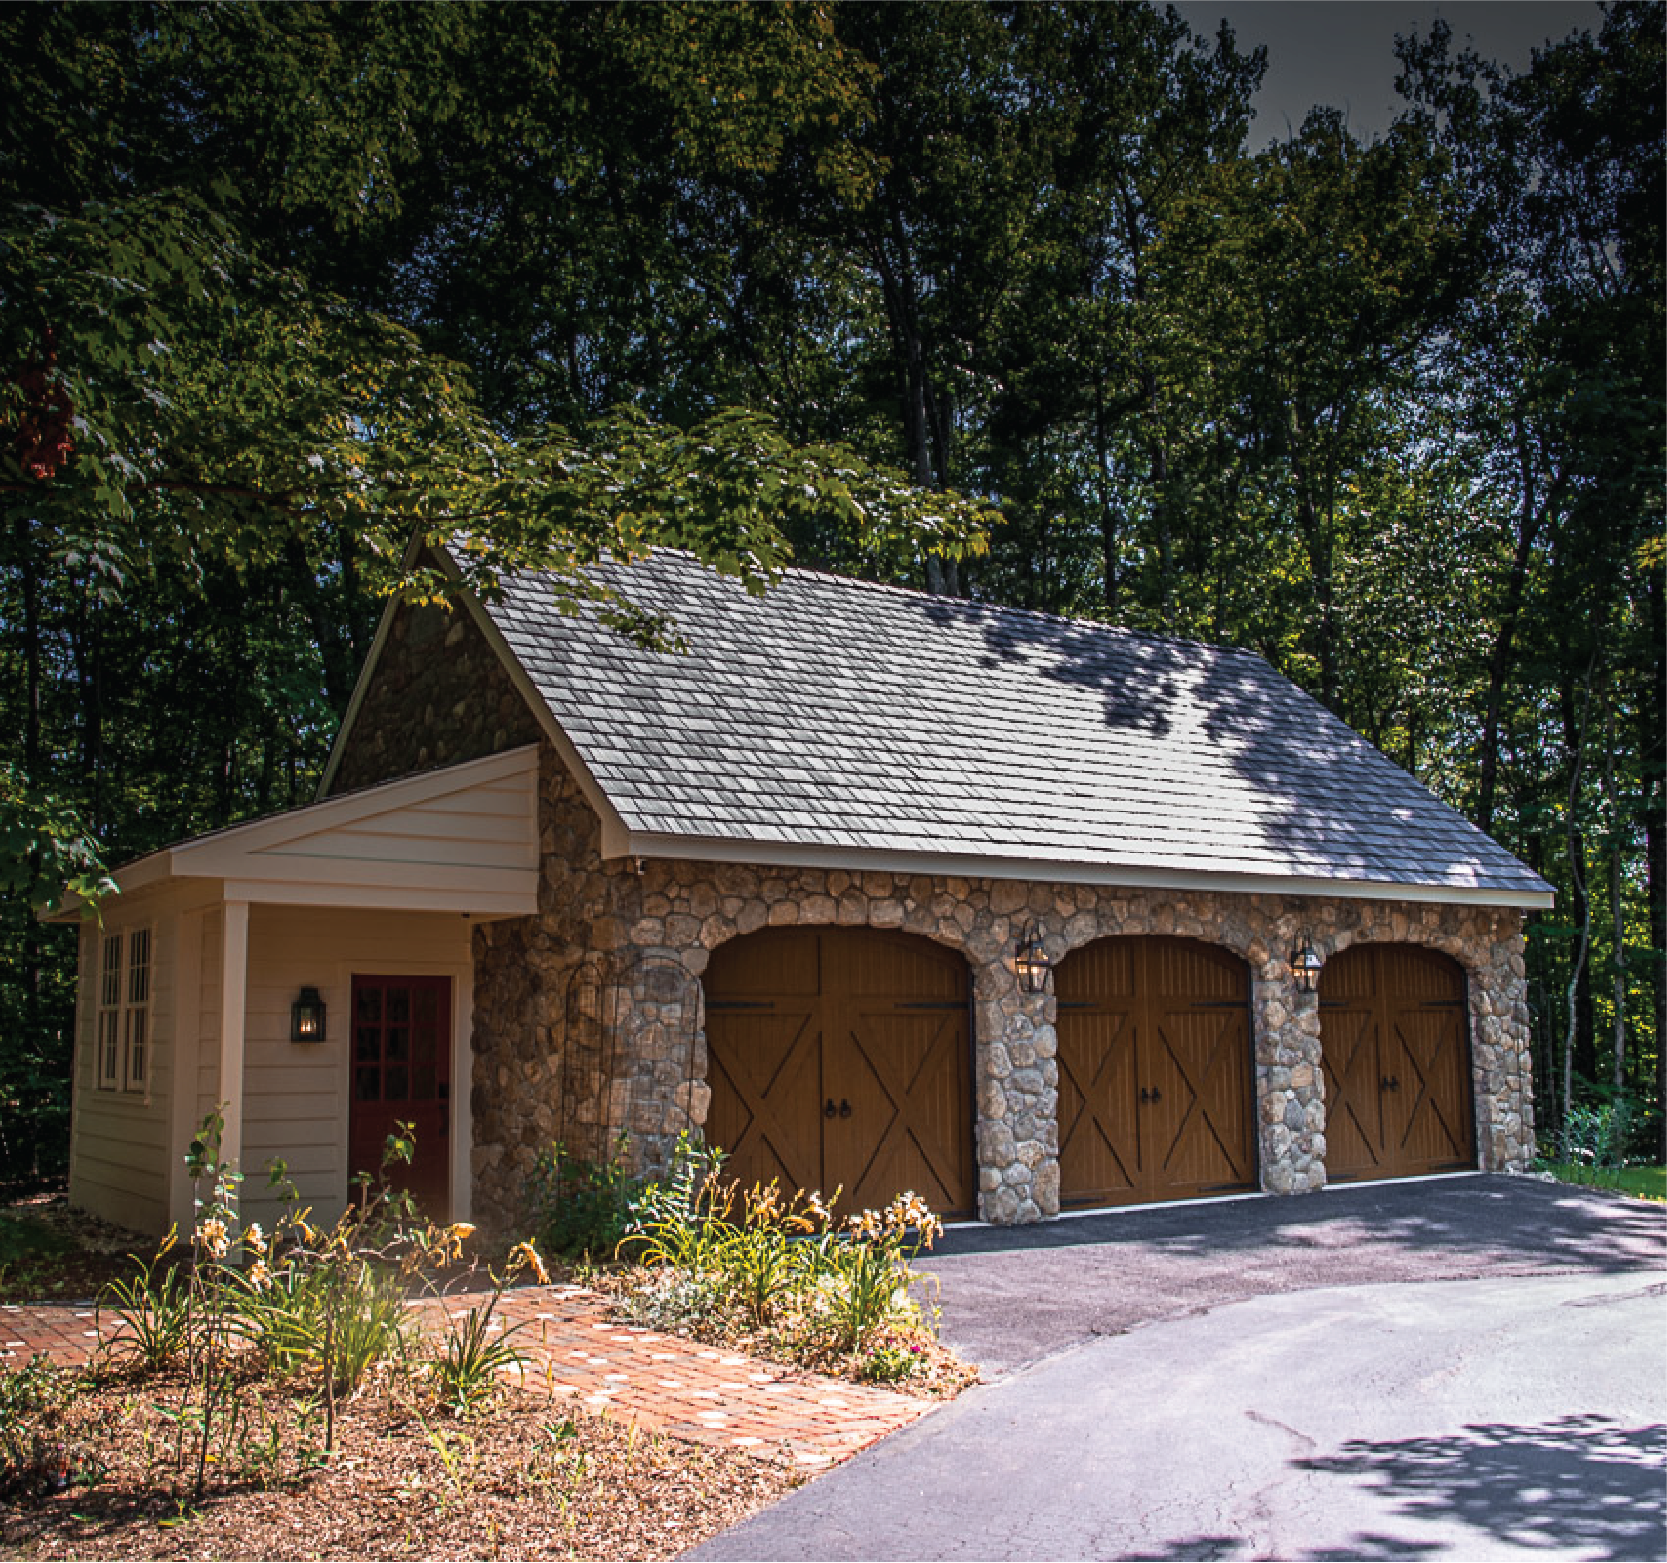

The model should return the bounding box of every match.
[349,975,452,1219]
[1056,937,1257,1207]
[1320,944,1474,1181]
[705,928,974,1217]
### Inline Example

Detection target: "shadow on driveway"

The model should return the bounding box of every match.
[1289,1413,1667,1563]
[922,1175,1666,1375]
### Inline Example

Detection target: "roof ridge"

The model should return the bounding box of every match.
[662,550,1263,662]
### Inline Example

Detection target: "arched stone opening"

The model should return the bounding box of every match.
[1317,942,1476,1180]
[700,925,977,1217]
[1051,935,1258,1208]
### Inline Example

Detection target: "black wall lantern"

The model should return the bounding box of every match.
[1290,934,1324,993]
[291,986,327,1042]
[1014,921,1053,994]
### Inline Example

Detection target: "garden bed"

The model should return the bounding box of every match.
[2,1359,799,1561]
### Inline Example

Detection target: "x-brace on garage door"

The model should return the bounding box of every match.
[703,927,975,1218]
[1055,936,1258,1208]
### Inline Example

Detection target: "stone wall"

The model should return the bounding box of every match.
[329,598,542,795]
[465,741,1535,1238]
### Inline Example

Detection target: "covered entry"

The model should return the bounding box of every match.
[1055,936,1257,1207]
[1319,944,1475,1180]
[703,927,974,1216]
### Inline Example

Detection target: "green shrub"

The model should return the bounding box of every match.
[527,1135,641,1260]
[426,1243,546,1419]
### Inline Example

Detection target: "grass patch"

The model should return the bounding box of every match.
[1541,1162,1666,1201]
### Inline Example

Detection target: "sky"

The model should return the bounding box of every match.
[1170,1,1606,146]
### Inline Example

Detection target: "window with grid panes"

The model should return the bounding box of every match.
[123,927,151,1091]
[97,933,122,1089]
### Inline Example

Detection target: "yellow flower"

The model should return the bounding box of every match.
[510,1240,550,1284]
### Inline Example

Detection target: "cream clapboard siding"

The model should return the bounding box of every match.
[179,749,538,915]
[63,750,530,1236]
[236,905,473,1230]
[253,770,532,871]
[67,900,175,1233]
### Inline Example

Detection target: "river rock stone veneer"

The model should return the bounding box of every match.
[468,744,1534,1237]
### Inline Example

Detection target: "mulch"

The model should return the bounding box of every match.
[2,1366,802,1561]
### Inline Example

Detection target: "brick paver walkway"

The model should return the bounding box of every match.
[1,1283,932,1469]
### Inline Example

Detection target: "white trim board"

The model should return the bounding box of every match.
[613,830,1556,911]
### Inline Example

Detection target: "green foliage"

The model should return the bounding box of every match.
[0,2,1660,1178]
[97,1109,494,1499]
[617,1144,944,1377]
[526,1135,642,1261]
[0,1353,80,1499]
[0,1212,71,1280]
[97,1243,190,1371]
[426,1245,546,1420]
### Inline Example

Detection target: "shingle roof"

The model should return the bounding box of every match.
[480,550,1550,903]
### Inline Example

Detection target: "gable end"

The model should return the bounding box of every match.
[325,597,542,797]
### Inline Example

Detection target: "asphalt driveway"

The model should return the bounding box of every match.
[689,1175,1667,1562]
[920,1173,1667,1375]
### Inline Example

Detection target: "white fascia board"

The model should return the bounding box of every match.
[38,869,227,925]
[614,830,1557,911]
[218,878,535,917]
[175,745,539,870]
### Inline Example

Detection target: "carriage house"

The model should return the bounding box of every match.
[55,547,1552,1238]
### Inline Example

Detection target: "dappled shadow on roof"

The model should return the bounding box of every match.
[920,591,1518,887]
[1292,1415,1666,1562]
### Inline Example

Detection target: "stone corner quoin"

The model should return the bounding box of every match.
[465,740,1533,1237]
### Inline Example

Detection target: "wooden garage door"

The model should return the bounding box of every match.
[704,928,974,1217]
[1319,944,1475,1181]
[1055,936,1257,1208]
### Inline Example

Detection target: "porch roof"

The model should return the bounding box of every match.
[45,745,540,921]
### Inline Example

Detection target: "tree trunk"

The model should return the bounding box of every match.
[1604,695,1626,1096]
[1477,432,1559,834]
[1645,552,1667,1156]
[1560,660,1599,1128]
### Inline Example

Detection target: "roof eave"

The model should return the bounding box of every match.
[615,830,1556,911]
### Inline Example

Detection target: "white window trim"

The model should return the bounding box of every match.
[97,926,152,1094]
[123,926,152,1093]
[96,933,122,1090]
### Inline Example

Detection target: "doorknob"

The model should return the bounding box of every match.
[839,1099,852,1118]
[1380,1075,1401,1093]
[824,1098,837,1119]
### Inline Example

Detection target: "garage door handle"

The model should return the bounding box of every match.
[824,1098,853,1119]
[839,1099,852,1118]
[1139,1086,1162,1104]
[1380,1075,1400,1093]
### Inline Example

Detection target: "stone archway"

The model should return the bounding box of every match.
[1052,935,1258,1208]
[1319,942,1476,1180]
[702,925,976,1216]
